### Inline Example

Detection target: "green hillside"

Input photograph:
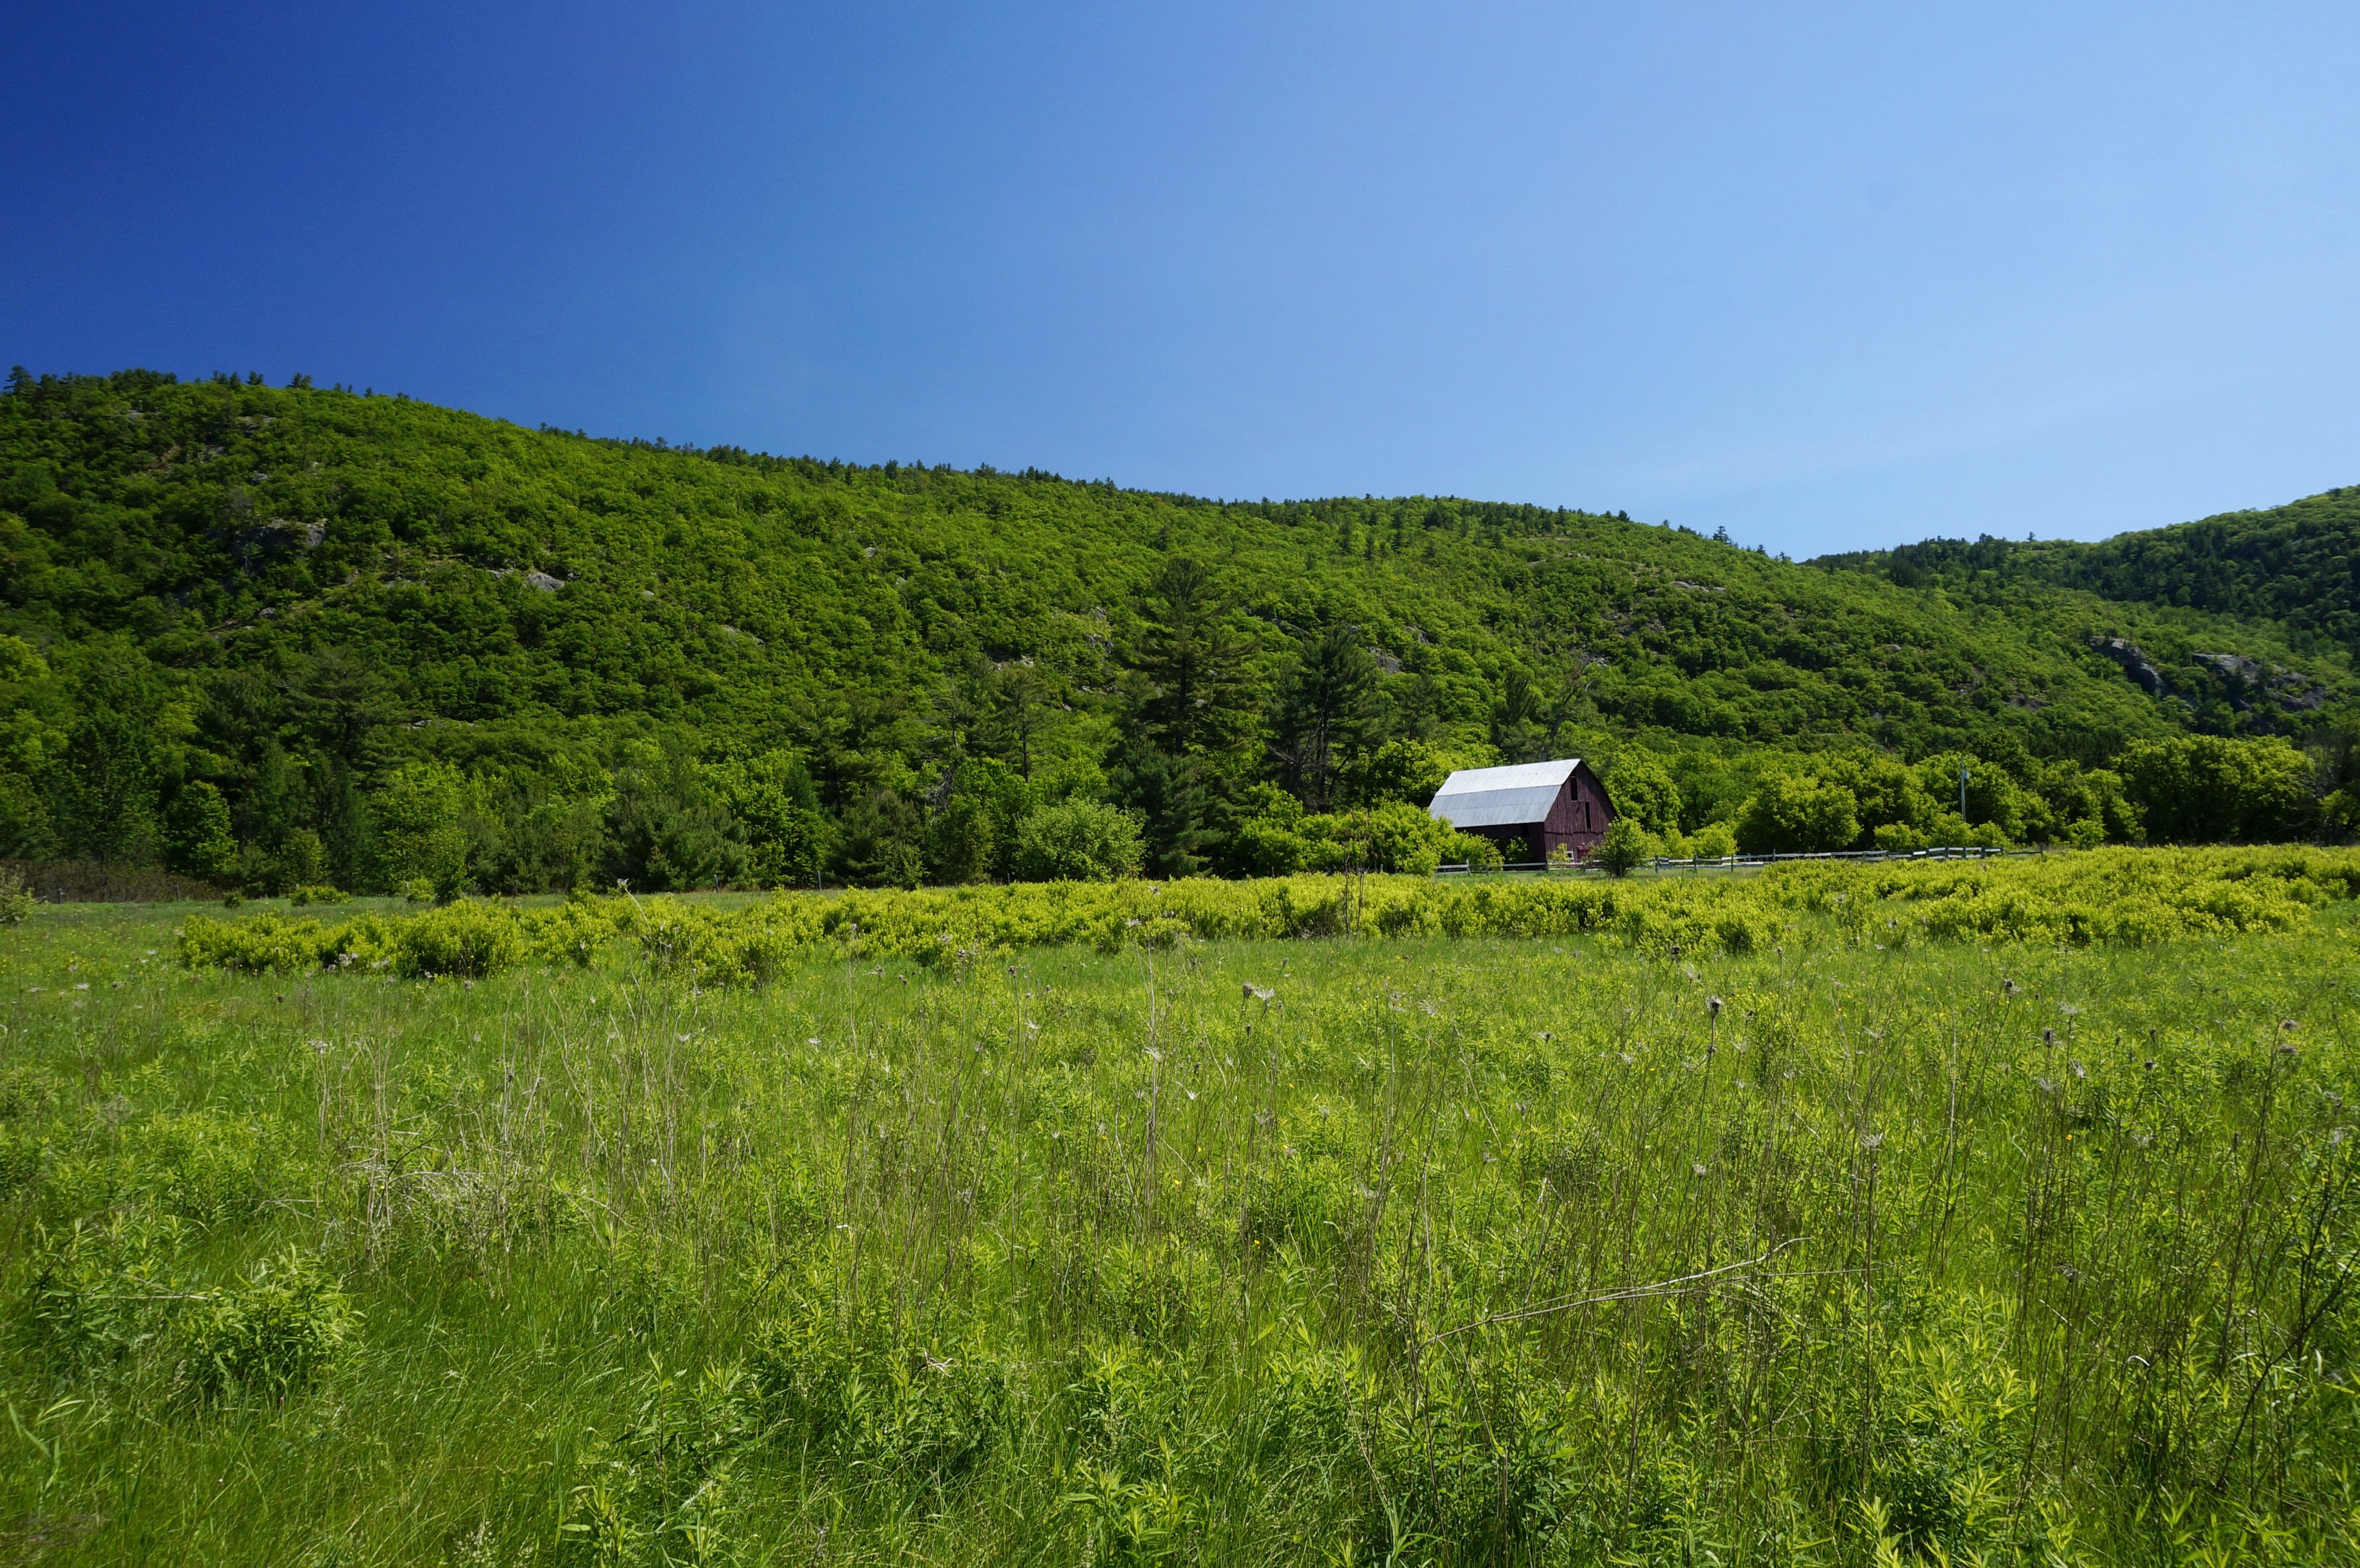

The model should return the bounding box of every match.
[1823,486,2360,668]
[1,366,2353,893]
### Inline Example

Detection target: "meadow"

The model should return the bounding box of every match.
[4,851,2359,1565]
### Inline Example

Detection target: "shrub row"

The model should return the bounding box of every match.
[176,847,2360,984]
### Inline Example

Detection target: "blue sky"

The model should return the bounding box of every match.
[5,2,2356,555]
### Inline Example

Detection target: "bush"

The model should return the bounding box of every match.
[288,884,349,906]
[0,864,32,926]
[390,899,522,978]
[1012,800,1145,882]
[1299,800,1470,874]
[1681,822,1738,859]
[1590,817,1656,877]
[178,847,2360,982]
[176,1249,357,1403]
[178,912,337,975]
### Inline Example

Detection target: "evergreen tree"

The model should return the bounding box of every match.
[1109,739,1218,877]
[837,788,924,888]
[1268,625,1385,814]
[1124,556,1253,758]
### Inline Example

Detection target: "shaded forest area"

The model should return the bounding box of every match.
[4,366,2357,896]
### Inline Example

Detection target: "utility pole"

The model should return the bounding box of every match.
[1959,764,1969,822]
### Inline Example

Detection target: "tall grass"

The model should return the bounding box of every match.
[2,869,2356,1564]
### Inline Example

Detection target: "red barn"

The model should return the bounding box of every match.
[1425,758,1615,863]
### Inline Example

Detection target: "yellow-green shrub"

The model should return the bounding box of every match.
[177,847,2360,985]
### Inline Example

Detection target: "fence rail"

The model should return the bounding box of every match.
[0,858,225,903]
[1433,844,2041,876]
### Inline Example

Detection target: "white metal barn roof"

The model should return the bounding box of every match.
[1425,759,1582,830]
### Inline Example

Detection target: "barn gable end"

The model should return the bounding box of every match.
[1426,758,1615,862]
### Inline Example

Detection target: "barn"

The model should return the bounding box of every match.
[1425,758,1615,863]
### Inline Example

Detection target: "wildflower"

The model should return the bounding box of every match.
[2041,1028,2057,1046]
[1860,1132,1884,1150]
[1706,995,1723,1020]
[2004,978,2017,998]
[2070,1060,2088,1080]
[1692,1163,1708,1176]
[2281,1019,2299,1032]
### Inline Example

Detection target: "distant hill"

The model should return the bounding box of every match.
[1819,486,2360,679]
[1,367,2351,889]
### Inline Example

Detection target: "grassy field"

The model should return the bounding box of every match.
[4,856,2359,1565]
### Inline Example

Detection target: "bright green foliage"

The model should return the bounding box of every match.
[0,864,31,925]
[1590,815,1655,876]
[161,780,237,882]
[1853,483,2360,660]
[174,1249,358,1403]
[368,762,468,898]
[8,879,2360,1562]
[4,371,2355,900]
[174,848,2360,984]
[1602,749,1681,835]
[1012,799,1146,882]
[1223,788,1489,876]
[2119,733,2319,843]
[1738,770,1862,853]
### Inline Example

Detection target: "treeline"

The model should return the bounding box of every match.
[3,368,2358,897]
[4,577,2346,900]
[1600,732,2340,861]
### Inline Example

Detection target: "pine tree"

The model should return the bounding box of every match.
[1123,556,1253,759]
[1268,625,1385,814]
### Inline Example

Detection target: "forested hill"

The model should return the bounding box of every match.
[1,366,2352,893]
[1822,486,2360,663]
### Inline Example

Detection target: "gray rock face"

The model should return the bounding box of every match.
[2091,637,2166,697]
[523,570,565,593]
[2194,651,2262,683]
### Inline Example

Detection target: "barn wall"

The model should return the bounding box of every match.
[1441,764,1616,864]
[1541,766,1612,861]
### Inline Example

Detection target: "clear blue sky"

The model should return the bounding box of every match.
[5,3,2356,556]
